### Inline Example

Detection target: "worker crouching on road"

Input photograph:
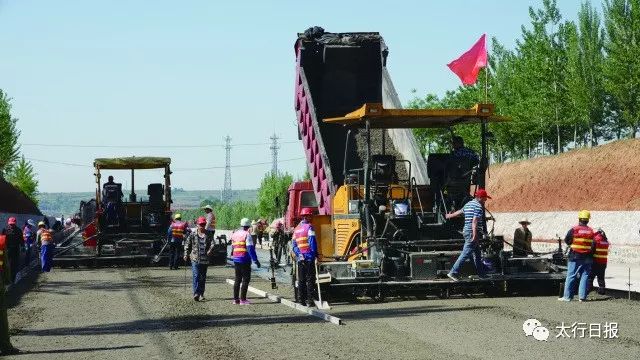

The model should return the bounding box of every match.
[168,213,189,270]
[37,222,54,272]
[231,218,260,305]
[293,207,319,307]
[588,228,609,295]
[445,188,490,281]
[559,210,596,302]
[183,217,213,301]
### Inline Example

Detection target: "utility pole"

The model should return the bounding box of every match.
[222,136,232,202]
[270,133,279,176]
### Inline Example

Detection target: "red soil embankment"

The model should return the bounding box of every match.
[487,139,640,212]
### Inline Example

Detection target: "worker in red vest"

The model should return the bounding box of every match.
[588,228,609,295]
[292,207,318,307]
[167,214,189,270]
[0,234,19,355]
[558,210,596,302]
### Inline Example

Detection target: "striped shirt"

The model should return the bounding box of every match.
[462,199,484,234]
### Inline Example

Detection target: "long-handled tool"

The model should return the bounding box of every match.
[152,240,170,263]
[269,247,278,290]
[314,258,331,310]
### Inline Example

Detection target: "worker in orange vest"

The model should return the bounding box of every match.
[558,210,596,302]
[167,213,189,270]
[0,234,19,355]
[588,228,609,295]
[292,207,318,307]
[37,222,54,272]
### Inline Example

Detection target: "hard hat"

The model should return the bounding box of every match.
[7,217,16,225]
[202,205,213,211]
[27,219,36,226]
[578,210,591,220]
[519,217,531,225]
[38,221,46,227]
[174,213,182,220]
[196,216,207,225]
[240,218,251,227]
[474,188,492,199]
[300,207,315,216]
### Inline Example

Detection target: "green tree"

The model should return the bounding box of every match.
[603,0,640,137]
[0,90,20,176]
[256,172,293,220]
[6,157,39,205]
[565,2,607,147]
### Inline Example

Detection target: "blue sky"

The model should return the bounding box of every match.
[0,0,584,192]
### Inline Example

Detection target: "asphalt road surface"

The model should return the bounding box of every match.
[6,263,640,360]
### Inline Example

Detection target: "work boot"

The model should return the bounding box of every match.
[198,295,206,302]
[193,294,200,302]
[307,300,316,308]
[231,299,240,305]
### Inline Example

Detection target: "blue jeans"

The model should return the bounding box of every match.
[563,257,592,300]
[449,234,486,277]
[40,244,53,272]
[191,262,208,296]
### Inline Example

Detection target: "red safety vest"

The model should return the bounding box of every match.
[293,222,312,255]
[231,230,249,258]
[171,221,187,239]
[571,225,594,254]
[593,232,609,265]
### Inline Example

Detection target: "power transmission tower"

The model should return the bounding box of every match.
[270,133,279,176]
[222,136,232,202]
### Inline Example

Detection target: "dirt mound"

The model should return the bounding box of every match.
[0,177,41,214]
[487,139,640,211]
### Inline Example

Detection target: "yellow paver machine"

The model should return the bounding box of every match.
[290,28,566,301]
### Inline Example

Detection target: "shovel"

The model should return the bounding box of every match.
[152,240,170,263]
[314,258,331,310]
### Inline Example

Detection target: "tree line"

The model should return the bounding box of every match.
[409,0,640,162]
[0,89,39,204]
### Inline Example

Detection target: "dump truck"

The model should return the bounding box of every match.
[290,28,566,301]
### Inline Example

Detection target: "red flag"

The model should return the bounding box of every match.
[447,34,487,86]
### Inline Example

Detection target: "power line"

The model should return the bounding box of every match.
[176,157,304,171]
[21,141,299,149]
[25,157,306,171]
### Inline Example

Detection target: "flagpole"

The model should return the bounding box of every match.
[484,67,488,103]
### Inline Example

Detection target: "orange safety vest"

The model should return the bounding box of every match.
[570,225,594,254]
[231,230,249,258]
[593,232,609,265]
[0,234,5,272]
[293,222,312,254]
[40,229,53,245]
[171,221,187,239]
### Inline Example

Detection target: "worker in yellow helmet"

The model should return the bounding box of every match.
[167,213,189,270]
[558,210,596,302]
